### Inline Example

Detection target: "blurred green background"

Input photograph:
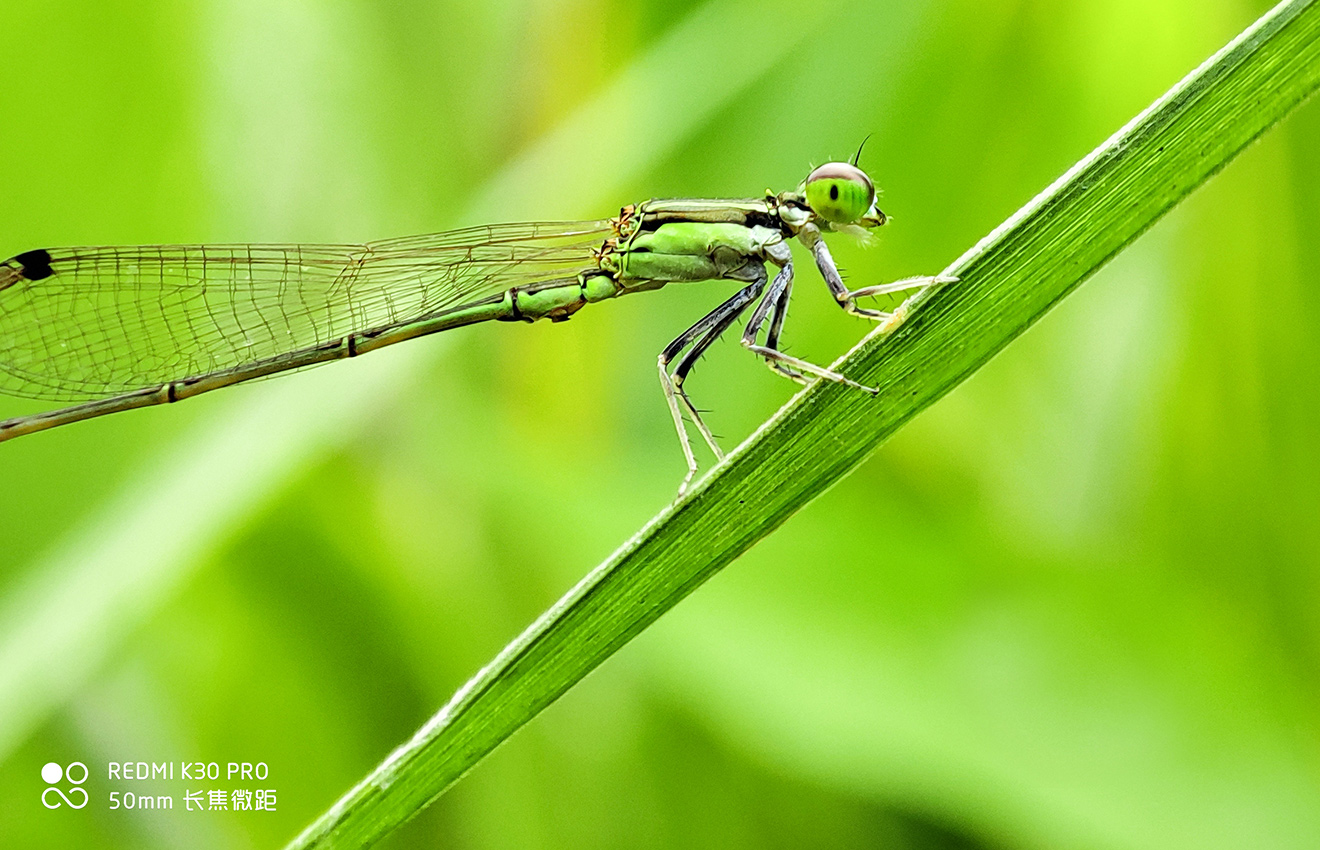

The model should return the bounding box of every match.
[2,0,1318,847]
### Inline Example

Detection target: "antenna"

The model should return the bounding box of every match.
[850,134,873,167]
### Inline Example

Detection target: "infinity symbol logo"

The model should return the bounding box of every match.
[42,786,89,809]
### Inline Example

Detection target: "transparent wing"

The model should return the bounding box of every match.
[0,220,612,400]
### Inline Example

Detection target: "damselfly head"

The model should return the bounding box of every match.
[803,162,887,229]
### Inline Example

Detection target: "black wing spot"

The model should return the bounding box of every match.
[14,249,55,281]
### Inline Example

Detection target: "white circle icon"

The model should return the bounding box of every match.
[41,762,63,784]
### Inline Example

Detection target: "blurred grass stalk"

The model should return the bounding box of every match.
[287,1,1320,847]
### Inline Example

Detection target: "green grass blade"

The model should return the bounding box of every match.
[288,2,1320,847]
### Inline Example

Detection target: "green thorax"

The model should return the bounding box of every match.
[600,194,806,290]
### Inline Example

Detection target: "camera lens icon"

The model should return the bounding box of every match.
[41,761,88,810]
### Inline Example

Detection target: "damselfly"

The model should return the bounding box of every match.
[0,161,952,492]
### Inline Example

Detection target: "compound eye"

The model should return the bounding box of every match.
[804,162,875,225]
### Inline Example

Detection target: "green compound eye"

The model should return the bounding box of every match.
[803,162,876,225]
